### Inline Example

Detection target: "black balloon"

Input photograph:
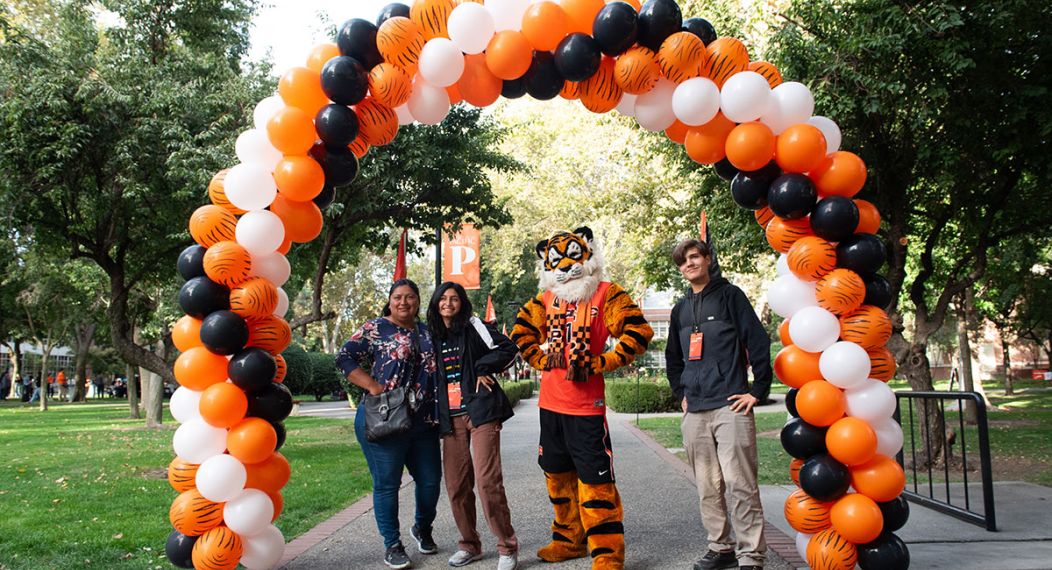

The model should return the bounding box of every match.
[177,245,206,281]
[785,388,799,418]
[321,56,369,105]
[767,173,818,219]
[810,196,860,242]
[858,532,910,570]
[165,530,198,569]
[248,382,294,423]
[376,2,410,27]
[878,496,910,533]
[178,277,230,319]
[836,234,887,276]
[313,184,336,209]
[229,348,277,392]
[270,420,287,451]
[309,143,359,187]
[315,104,360,147]
[337,19,382,69]
[713,158,739,181]
[799,453,851,501]
[683,17,717,46]
[637,0,682,51]
[863,273,893,309]
[731,162,780,210]
[524,52,564,101]
[199,310,249,356]
[501,76,528,99]
[780,417,828,459]
[554,33,602,82]
[593,2,638,56]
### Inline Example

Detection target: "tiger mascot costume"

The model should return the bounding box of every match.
[512,226,653,570]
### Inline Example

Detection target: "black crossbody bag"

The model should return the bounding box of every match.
[364,330,421,442]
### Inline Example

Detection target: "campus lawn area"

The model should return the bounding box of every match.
[0,400,369,570]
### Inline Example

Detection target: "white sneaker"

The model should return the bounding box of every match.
[448,550,483,567]
[496,553,518,570]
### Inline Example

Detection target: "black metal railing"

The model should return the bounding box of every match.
[894,390,997,531]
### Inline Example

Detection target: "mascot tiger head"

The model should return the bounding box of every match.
[536,226,605,303]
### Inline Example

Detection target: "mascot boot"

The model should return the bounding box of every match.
[537,471,587,562]
[579,481,625,570]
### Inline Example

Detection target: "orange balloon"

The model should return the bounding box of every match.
[839,305,892,349]
[458,54,502,107]
[170,489,223,537]
[278,67,329,115]
[816,268,866,316]
[684,112,736,164]
[410,0,457,41]
[784,488,833,534]
[827,417,878,466]
[445,83,462,105]
[850,455,906,502]
[665,120,689,145]
[168,457,199,493]
[774,345,823,389]
[787,235,837,281]
[277,234,293,255]
[867,346,897,382]
[173,316,203,352]
[765,216,814,253]
[755,205,775,228]
[267,106,317,155]
[246,314,293,354]
[246,452,291,494]
[560,80,581,100]
[368,63,413,108]
[306,43,340,74]
[830,493,884,544]
[273,155,325,202]
[748,61,782,87]
[796,380,846,427]
[207,169,246,215]
[703,37,749,88]
[790,457,804,486]
[228,417,278,465]
[230,277,279,318]
[579,56,622,113]
[354,97,398,146]
[810,151,867,197]
[778,318,792,346]
[267,490,284,522]
[725,122,776,171]
[200,382,248,429]
[203,240,252,288]
[192,525,243,570]
[274,355,288,383]
[348,135,370,158]
[658,32,707,83]
[522,2,569,52]
[806,528,857,570]
[270,194,323,243]
[486,31,532,80]
[614,46,660,94]
[776,123,828,173]
[561,0,605,34]
[377,16,425,73]
[189,205,237,248]
[174,346,230,391]
[854,199,881,234]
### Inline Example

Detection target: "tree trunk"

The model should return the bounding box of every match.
[999,330,1014,395]
[4,341,21,399]
[107,268,175,384]
[38,344,51,412]
[72,322,96,402]
[141,367,164,427]
[127,363,140,419]
[956,302,978,424]
[898,341,945,468]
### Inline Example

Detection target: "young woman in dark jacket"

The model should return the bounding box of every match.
[427,282,520,570]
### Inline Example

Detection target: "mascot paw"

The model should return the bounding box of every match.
[537,541,587,563]
[591,560,625,570]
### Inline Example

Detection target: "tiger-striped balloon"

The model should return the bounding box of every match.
[246,314,293,355]
[230,277,279,318]
[207,169,246,215]
[377,17,425,74]
[189,205,238,248]
[787,236,837,281]
[560,80,581,101]
[815,268,866,316]
[348,135,370,159]
[839,305,892,349]
[748,61,783,88]
[354,97,399,146]
[274,354,288,383]
[703,37,749,88]
[755,205,775,228]
[368,63,412,108]
[191,525,244,570]
[866,346,897,382]
[580,57,622,114]
[784,488,833,534]
[168,457,199,493]
[806,528,858,570]
[614,45,660,95]
[410,0,456,41]
[765,216,814,254]
[790,457,804,486]
[169,489,223,537]
[658,31,707,83]
[203,241,252,288]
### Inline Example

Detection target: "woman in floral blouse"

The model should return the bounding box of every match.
[337,278,441,569]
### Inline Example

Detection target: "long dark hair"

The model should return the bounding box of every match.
[427,281,473,340]
[382,278,421,318]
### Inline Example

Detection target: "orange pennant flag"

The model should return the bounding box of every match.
[393,229,407,282]
[484,295,496,322]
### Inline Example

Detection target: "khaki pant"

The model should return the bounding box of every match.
[682,406,766,567]
[442,415,518,555]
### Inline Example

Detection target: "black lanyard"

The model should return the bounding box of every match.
[689,288,709,333]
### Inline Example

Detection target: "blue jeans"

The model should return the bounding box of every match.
[354,408,442,548]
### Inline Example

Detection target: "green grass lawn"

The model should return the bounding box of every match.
[0,400,370,570]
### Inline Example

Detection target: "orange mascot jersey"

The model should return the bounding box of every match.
[539,281,612,415]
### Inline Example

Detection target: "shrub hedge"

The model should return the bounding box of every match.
[502,380,535,407]
[605,378,679,413]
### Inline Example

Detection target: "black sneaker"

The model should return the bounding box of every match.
[411,524,438,554]
[693,550,738,570]
[385,543,412,569]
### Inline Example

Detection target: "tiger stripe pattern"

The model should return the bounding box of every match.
[703,37,749,87]
[839,305,892,349]
[658,31,707,83]
[368,62,412,108]
[580,57,622,114]
[784,488,833,533]
[815,268,866,316]
[755,205,775,228]
[806,528,858,570]
[867,346,897,381]
[354,97,398,146]
[274,354,288,383]
[790,457,804,486]
[169,489,223,537]
[560,79,581,100]
[748,60,783,87]
[203,241,252,288]
[229,277,279,318]
[189,205,237,248]
[168,457,199,493]
[614,46,660,94]
[191,526,244,570]
[247,314,293,354]
[348,135,370,158]
[376,17,424,73]
[409,0,456,41]
[787,235,837,281]
[207,169,246,215]
[765,216,813,253]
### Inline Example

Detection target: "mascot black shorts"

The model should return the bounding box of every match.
[538,408,615,484]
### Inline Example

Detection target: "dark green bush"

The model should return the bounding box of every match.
[307,352,343,401]
[502,380,535,407]
[605,379,678,413]
[281,344,312,397]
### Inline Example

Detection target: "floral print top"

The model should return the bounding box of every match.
[336,317,439,423]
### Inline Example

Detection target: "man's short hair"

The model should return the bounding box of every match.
[672,239,711,266]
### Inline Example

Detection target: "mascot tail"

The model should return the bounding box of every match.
[579,481,625,570]
[537,471,587,562]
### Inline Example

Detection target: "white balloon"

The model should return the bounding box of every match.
[394,103,415,125]
[173,419,227,464]
[672,77,721,126]
[223,488,275,537]
[419,38,466,87]
[224,163,278,211]
[253,95,284,131]
[872,416,905,457]
[448,2,496,54]
[776,253,790,276]
[846,378,898,423]
[241,525,286,570]
[635,78,677,132]
[235,129,283,171]
[274,287,289,317]
[236,210,285,256]
[615,93,638,117]
[196,454,247,503]
[487,0,530,31]
[807,116,842,155]
[766,274,818,319]
[788,306,841,353]
[408,79,451,125]
[250,252,291,287]
[761,81,815,134]
[796,532,813,561]
[719,71,772,123]
[170,387,202,424]
[820,341,871,389]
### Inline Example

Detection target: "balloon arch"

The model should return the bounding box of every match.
[165,1,909,569]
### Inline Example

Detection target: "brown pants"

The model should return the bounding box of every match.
[682,406,766,567]
[442,415,518,555]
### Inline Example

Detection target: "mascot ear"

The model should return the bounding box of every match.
[535,239,549,260]
[572,226,594,243]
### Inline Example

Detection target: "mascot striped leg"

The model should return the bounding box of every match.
[538,471,587,562]
[579,481,625,570]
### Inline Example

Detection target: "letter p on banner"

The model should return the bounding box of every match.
[442,223,481,290]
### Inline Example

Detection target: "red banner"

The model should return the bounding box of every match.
[442,223,481,290]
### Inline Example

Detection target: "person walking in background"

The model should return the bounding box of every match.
[46,373,54,398]
[56,370,67,401]
[337,278,442,570]
[0,369,9,401]
[427,282,520,570]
